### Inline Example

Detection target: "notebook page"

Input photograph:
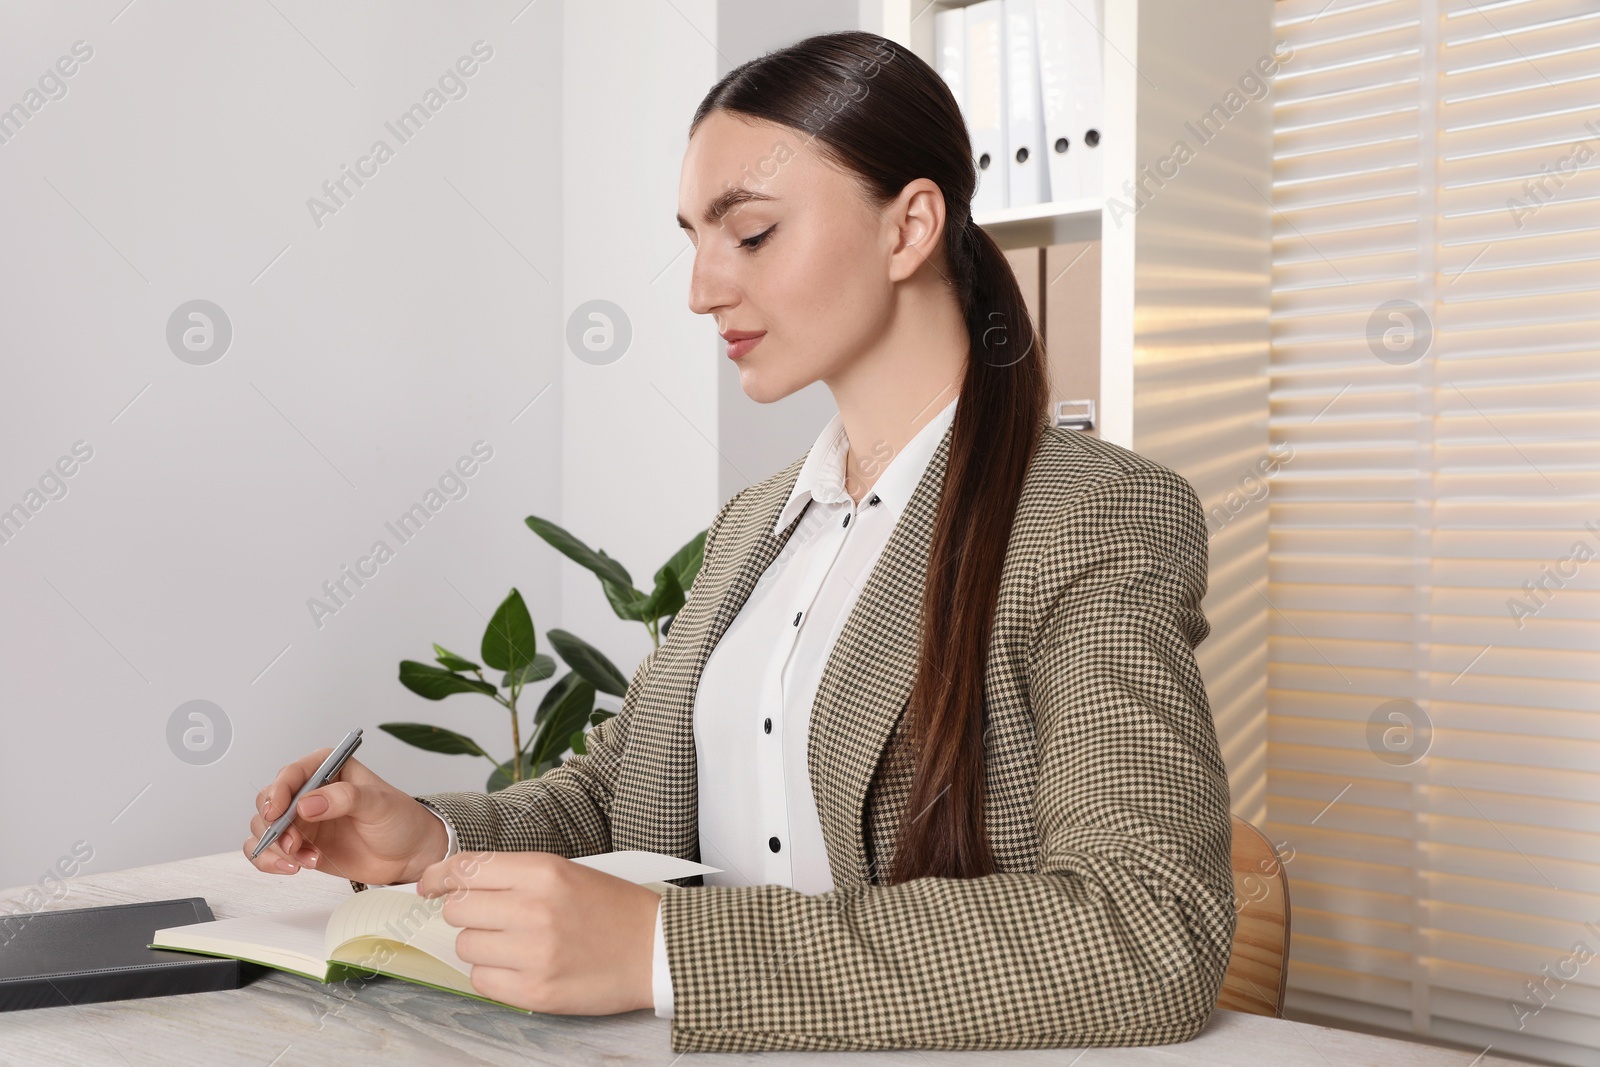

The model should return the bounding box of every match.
[570,850,721,882]
[154,905,335,978]
[324,884,468,975]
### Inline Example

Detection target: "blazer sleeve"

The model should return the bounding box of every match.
[346,489,744,893]
[655,465,1238,1053]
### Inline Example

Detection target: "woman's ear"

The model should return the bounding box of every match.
[886,178,948,283]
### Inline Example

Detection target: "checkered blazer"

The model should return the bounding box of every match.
[380,414,1236,1053]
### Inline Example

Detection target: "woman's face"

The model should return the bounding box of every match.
[677,110,900,404]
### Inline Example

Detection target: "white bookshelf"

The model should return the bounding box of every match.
[973,195,1102,245]
[869,0,1278,829]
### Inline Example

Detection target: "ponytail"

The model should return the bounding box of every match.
[888,209,1048,883]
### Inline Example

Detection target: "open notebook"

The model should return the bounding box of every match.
[149,850,719,1010]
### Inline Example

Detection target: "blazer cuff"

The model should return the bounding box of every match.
[347,797,458,893]
[652,896,675,1018]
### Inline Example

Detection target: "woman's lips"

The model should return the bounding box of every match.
[726,333,765,360]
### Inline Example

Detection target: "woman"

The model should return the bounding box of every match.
[244,31,1236,1054]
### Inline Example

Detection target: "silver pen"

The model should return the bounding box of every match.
[251,728,363,860]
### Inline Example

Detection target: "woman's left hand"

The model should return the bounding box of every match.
[416,850,661,1015]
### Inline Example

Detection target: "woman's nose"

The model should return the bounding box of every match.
[687,247,735,317]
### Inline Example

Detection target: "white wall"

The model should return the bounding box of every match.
[0,2,570,892]
[558,0,720,673]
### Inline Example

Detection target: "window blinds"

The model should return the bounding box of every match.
[1269,0,1600,1064]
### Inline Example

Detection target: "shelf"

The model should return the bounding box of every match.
[974,196,1103,249]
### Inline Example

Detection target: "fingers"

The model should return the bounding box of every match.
[243,816,304,874]
[417,850,543,897]
[297,780,361,824]
[247,749,380,877]
[273,818,321,866]
[439,890,514,932]
[257,748,331,828]
[243,839,303,874]
[257,757,377,824]
[452,928,521,968]
[243,796,318,870]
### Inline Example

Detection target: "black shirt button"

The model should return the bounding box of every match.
[793,611,802,626]
[769,836,781,853]
[869,494,881,506]
[842,513,850,527]
[763,718,772,733]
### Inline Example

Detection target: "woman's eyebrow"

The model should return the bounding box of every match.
[676,189,778,231]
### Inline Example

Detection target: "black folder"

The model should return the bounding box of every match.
[0,897,241,1011]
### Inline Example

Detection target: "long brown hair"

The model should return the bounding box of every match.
[690,31,1049,884]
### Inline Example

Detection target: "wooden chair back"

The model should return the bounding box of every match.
[1218,814,1291,1017]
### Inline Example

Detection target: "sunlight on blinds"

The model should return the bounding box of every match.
[1269,0,1600,1063]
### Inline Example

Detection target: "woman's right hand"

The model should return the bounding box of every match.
[243,749,450,887]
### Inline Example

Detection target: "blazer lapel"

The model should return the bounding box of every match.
[807,422,952,890]
[625,420,953,889]
[615,473,811,861]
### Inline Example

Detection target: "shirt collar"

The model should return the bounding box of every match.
[771,393,959,536]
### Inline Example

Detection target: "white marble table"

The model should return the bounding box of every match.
[1,852,1534,1066]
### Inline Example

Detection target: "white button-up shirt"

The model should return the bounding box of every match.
[650,393,959,1018]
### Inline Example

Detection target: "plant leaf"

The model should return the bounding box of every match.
[636,529,703,624]
[379,722,489,757]
[525,678,596,768]
[530,671,584,732]
[432,643,480,672]
[502,654,557,689]
[480,588,537,672]
[545,629,629,697]
[641,566,684,624]
[524,516,633,589]
[664,529,707,600]
[601,576,652,622]
[398,661,499,700]
[569,708,615,756]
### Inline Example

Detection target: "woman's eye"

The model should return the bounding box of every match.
[739,225,775,250]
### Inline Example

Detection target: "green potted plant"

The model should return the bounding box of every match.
[380,515,705,791]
